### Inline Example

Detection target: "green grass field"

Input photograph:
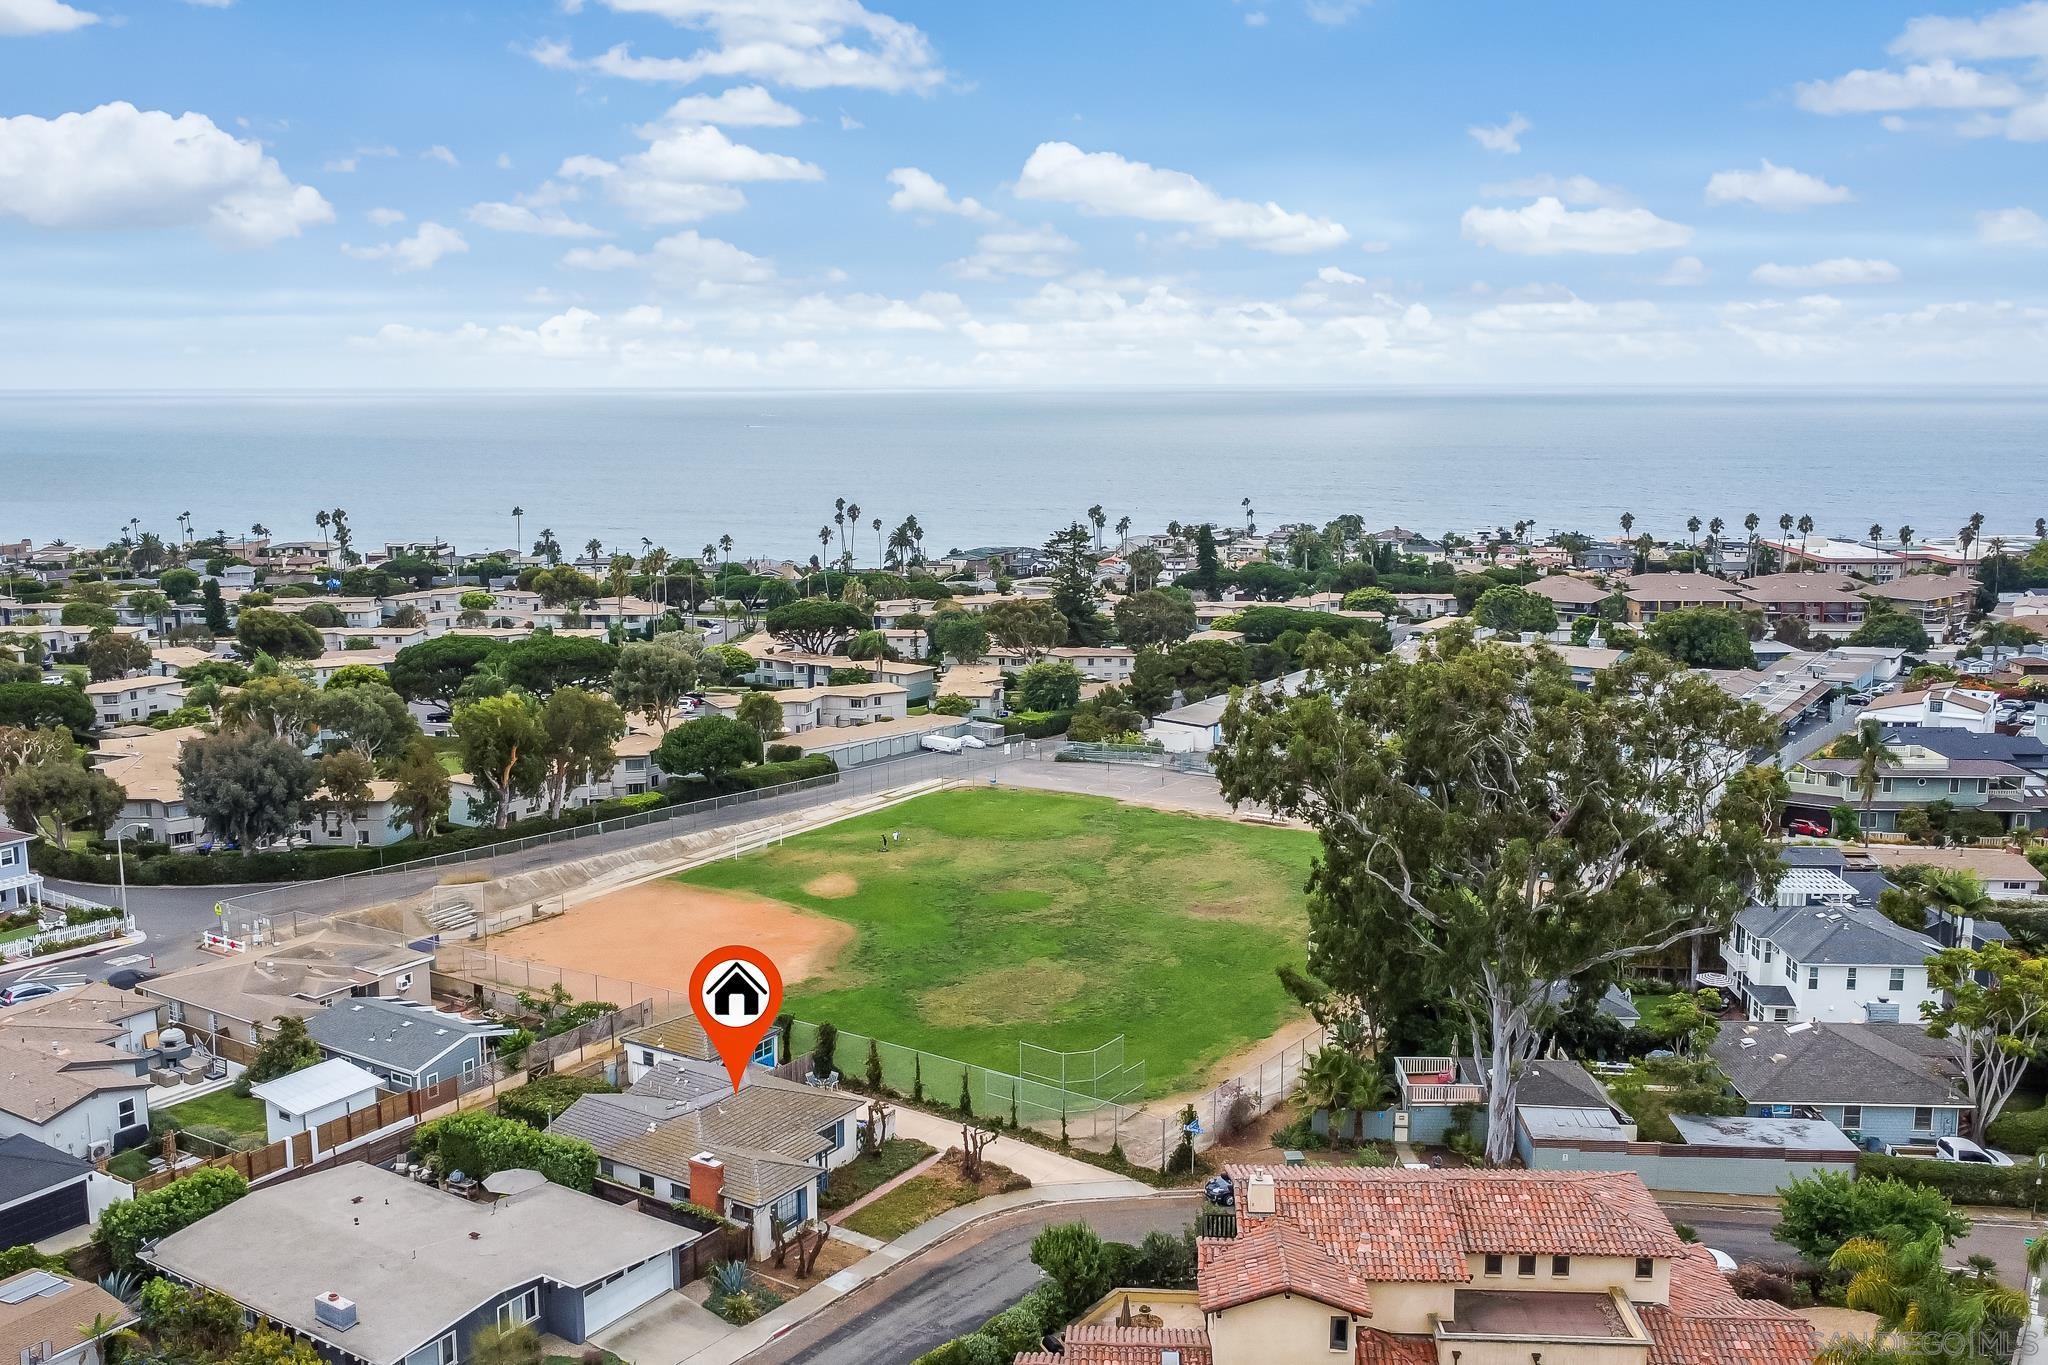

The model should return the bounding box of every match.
[676,787,1317,1096]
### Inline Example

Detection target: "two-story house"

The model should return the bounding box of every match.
[1784,739,2048,833]
[0,826,39,915]
[1727,867,1941,1023]
[92,725,209,847]
[1016,1165,1816,1365]
[82,676,184,728]
[1861,684,1999,733]
[0,984,158,1159]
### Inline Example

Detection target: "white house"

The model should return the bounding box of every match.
[1860,684,1999,734]
[297,780,409,849]
[1727,868,1942,1024]
[0,826,38,914]
[249,1058,384,1144]
[83,676,184,728]
[0,984,159,1160]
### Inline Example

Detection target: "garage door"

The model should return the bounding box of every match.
[581,1253,673,1334]
[0,1182,88,1248]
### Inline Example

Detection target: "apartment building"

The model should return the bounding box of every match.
[1863,573,1977,642]
[83,676,184,727]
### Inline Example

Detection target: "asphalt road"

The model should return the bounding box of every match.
[746,1194,1202,1365]
[9,878,273,981]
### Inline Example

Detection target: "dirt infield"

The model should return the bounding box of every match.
[491,880,854,992]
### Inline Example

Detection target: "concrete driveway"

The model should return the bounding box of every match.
[593,1291,734,1362]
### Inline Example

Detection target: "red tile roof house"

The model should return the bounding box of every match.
[1017,1166,1817,1365]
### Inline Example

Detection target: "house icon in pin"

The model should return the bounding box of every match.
[708,962,767,1020]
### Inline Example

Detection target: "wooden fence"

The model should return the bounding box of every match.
[131,1079,462,1194]
[591,1181,751,1281]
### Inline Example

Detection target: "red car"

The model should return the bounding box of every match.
[1786,818,1829,837]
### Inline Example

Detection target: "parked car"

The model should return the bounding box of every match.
[106,968,157,991]
[0,979,84,1007]
[1935,1135,2013,1167]
[1845,693,1873,707]
[1787,818,1830,837]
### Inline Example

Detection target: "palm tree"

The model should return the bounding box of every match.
[1797,513,1815,563]
[816,527,833,592]
[315,509,331,540]
[2036,516,2046,540]
[834,498,847,557]
[512,506,524,554]
[1743,511,1761,576]
[1686,515,1701,547]
[1868,522,1884,546]
[1088,504,1106,552]
[1834,719,1898,841]
[642,547,669,607]
[1619,511,1634,539]
[583,537,604,566]
[719,532,733,569]
[1958,525,1977,573]
[1920,868,1992,947]
[873,517,883,569]
[1898,525,1915,556]
[1830,1229,2025,1347]
[534,528,560,565]
[1115,514,1132,547]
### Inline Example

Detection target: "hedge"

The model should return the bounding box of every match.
[999,710,1072,739]
[414,1110,598,1192]
[31,758,838,885]
[496,1074,618,1129]
[1855,1152,2046,1207]
[96,1166,249,1270]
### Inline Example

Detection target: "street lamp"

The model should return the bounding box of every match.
[107,818,150,919]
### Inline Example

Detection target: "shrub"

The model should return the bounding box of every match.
[999,710,1072,739]
[414,1110,598,1191]
[1729,1263,1818,1308]
[931,694,973,717]
[765,743,801,763]
[1853,1152,2038,1208]
[496,1074,618,1128]
[1030,1222,1111,1319]
[96,1167,249,1270]
[812,1022,839,1079]
[1987,1100,2048,1155]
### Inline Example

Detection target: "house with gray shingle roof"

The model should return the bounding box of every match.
[301,998,509,1092]
[551,1061,870,1256]
[1728,877,1942,1025]
[1710,1021,1967,1150]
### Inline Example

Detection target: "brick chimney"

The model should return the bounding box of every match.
[688,1151,724,1211]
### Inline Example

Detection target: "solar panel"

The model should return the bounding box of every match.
[0,1272,66,1304]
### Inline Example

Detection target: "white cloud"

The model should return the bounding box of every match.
[839,112,863,130]
[0,102,332,246]
[1469,291,1665,335]
[1479,173,1628,207]
[1751,257,1900,287]
[1795,58,2025,113]
[422,145,459,168]
[558,122,818,225]
[324,157,360,174]
[497,153,514,170]
[1015,141,1348,254]
[341,221,468,272]
[1243,10,1268,26]
[0,0,97,36]
[466,201,607,237]
[885,167,994,221]
[1468,113,1530,154]
[1704,159,1850,210]
[644,228,776,288]
[1657,256,1707,286]
[366,206,406,226]
[1718,294,1850,358]
[1460,197,1692,254]
[651,85,803,128]
[949,224,1080,279]
[1305,0,1365,24]
[1892,2,2048,61]
[528,0,946,93]
[561,244,644,271]
[1317,265,1368,285]
[1979,206,2048,245]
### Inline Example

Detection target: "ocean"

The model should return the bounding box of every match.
[1,388,2041,558]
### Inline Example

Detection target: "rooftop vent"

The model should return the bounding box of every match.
[313,1293,356,1333]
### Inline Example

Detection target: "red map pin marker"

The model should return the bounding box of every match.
[689,946,784,1094]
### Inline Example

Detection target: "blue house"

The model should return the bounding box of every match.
[1710,1020,1968,1150]
[301,998,509,1091]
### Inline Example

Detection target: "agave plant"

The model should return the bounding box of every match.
[707,1259,750,1299]
[97,1269,145,1308]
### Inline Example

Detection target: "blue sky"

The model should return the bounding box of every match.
[1,0,2043,387]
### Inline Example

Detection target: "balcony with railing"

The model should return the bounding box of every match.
[1396,1056,1486,1107]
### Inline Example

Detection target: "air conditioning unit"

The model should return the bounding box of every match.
[395,973,414,991]
[88,1142,112,1161]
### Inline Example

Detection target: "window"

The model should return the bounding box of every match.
[1551,1256,1571,1278]
[1483,1254,1503,1276]
[1762,944,1773,964]
[496,1288,539,1329]
[1914,1107,1934,1131]
[1950,778,1962,794]
[1516,1255,1537,1278]
[1890,968,1906,991]
[1733,926,1745,955]
[1846,967,1858,990]
[1634,1257,1654,1280]
[1786,959,1799,983]
[1773,1008,1791,1022]
[1808,966,1820,990]
[0,847,13,866]
[1327,1317,1350,1352]
[119,1098,138,1126]
[639,1172,655,1193]
[435,1334,456,1365]
[1842,1105,1863,1129]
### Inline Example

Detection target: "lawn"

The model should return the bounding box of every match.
[106,1148,152,1181]
[819,1138,936,1213]
[678,787,1317,1096]
[161,1089,267,1139]
[839,1170,987,1241]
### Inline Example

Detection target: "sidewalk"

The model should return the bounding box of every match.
[885,1105,1152,1195]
